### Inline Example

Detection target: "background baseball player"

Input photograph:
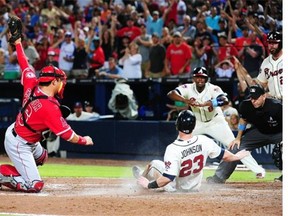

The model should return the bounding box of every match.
[0,16,93,193]
[234,31,282,100]
[167,67,265,178]
[133,110,249,191]
[207,85,282,183]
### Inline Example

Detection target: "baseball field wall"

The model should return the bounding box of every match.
[60,120,276,169]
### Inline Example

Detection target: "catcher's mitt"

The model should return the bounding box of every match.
[8,15,23,44]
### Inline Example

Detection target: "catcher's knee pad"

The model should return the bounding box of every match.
[35,148,48,166]
[272,142,282,170]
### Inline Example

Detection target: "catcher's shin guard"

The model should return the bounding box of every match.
[3,179,44,193]
[0,164,44,192]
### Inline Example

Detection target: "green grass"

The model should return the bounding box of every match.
[39,164,132,178]
[36,163,281,182]
[1,161,281,182]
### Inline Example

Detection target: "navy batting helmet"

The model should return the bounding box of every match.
[176,110,196,134]
[267,31,282,52]
[193,67,208,80]
[267,31,282,43]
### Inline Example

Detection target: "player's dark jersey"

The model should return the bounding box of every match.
[239,98,282,134]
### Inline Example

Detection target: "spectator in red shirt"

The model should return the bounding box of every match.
[115,16,141,42]
[165,31,192,77]
[217,34,239,63]
[88,37,105,78]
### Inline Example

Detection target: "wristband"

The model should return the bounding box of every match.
[77,136,87,145]
[147,180,159,189]
[211,98,218,107]
[238,124,246,131]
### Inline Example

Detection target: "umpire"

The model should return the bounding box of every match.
[207,85,282,183]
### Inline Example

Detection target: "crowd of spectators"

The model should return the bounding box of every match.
[0,0,282,80]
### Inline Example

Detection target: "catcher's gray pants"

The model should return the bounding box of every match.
[215,128,282,181]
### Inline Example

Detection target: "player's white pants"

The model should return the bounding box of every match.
[4,123,43,186]
[193,115,265,174]
[145,160,176,192]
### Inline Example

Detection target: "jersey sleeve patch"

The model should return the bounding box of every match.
[25,72,36,78]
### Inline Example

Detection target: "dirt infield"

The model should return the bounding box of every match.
[0,157,283,216]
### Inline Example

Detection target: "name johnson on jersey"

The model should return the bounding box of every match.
[181,144,202,159]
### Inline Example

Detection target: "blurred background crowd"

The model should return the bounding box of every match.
[0,0,282,80]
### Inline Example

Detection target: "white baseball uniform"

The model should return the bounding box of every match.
[174,82,264,174]
[147,135,223,191]
[257,54,283,100]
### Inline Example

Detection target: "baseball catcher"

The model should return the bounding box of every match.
[0,16,93,193]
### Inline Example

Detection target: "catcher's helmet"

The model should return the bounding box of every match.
[38,65,67,99]
[38,65,67,83]
[193,67,208,80]
[176,110,196,134]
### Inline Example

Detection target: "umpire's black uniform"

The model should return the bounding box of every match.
[211,94,282,182]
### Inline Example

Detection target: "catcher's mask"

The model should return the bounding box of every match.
[38,65,67,99]
[176,110,196,134]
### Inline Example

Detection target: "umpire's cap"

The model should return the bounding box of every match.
[248,85,265,99]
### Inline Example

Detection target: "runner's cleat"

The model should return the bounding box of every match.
[256,172,266,179]
[132,166,142,179]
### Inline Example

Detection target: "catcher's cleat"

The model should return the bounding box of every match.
[132,166,142,179]
[206,175,225,184]
[0,173,12,184]
[274,175,282,182]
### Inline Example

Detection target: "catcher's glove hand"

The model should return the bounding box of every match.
[8,15,23,44]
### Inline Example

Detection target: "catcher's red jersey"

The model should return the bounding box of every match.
[14,43,73,143]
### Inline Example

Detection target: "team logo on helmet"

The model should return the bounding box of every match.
[266,31,282,55]
[267,31,281,42]
[193,67,208,78]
